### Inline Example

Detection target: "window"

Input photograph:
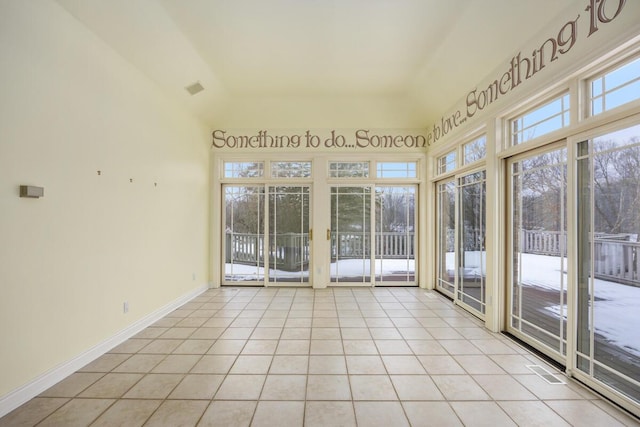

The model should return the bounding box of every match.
[376,162,417,178]
[329,161,369,178]
[511,94,570,145]
[437,151,456,175]
[271,161,312,178]
[224,162,264,178]
[462,136,487,165]
[590,56,640,116]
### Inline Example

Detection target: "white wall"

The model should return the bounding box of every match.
[0,0,210,398]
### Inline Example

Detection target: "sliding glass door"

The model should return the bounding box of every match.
[508,146,568,360]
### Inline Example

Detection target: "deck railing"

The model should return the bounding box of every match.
[521,230,639,286]
[226,231,414,271]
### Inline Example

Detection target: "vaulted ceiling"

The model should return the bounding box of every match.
[54,0,573,129]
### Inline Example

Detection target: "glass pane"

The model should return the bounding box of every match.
[330,186,371,283]
[375,186,416,284]
[511,148,567,355]
[437,181,456,296]
[329,162,370,178]
[224,186,265,281]
[578,123,640,406]
[271,161,312,178]
[224,162,264,178]
[463,136,487,165]
[377,162,417,178]
[268,186,310,283]
[511,94,570,145]
[437,151,457,174]
[590,57,640,116]
[458,171,486,315]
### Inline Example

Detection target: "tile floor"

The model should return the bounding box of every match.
[1,287,638,426]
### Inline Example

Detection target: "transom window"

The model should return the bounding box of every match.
[511,93,570,145]
[462,136,487,165]
[437,151,457,175]
[376,161,417,178]
[590,56,640,116]
[271,161,312,178]
[224,161,264,178]
[329,161,370,178]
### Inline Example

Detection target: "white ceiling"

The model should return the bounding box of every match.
[54,0,573,128]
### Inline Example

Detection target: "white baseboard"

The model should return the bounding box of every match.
[0,284,208,418]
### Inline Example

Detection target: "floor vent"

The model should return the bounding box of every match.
[527,365,565,384]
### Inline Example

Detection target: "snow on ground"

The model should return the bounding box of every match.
[516,252,640,357]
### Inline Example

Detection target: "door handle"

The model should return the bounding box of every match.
[327,229,331,240]
[309,229,313,240]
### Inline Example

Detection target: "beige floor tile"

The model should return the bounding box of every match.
[285,318,313,327]
[145,400,208,427]
[398,327,433,340]
[431,375,491,400]
[453,354,506,374]
[418,355,466,374]
[0,398,69,427]
[109,338,152,353]
[345,355,387,374]
[353,401,409,427]
[312,327,341,339]
[112,354,165,373]
[364,318,394,327]
[241,340,278,355]
[340,328,371,339]
[123,373,183,399]
[172,339,214,354]
[513,374,586,400]
[281,327,311,339]
[350,375,397,400]
[275,339,309,355]
[260,375,307,400]
[390,375,444,400]
[498,401,572,427]
[304,401,356,427]
[545,400,627,427]
[306,375,351,400]
[207,340,246,355]
[78,353,130,372]
[258,318,286,328]
[382,355,426,374]
[407,339,448,355]
[439,339,483,355]
[159,327,196,339]
[231,317,260,328]
[310,339,343,354]
[140,339,183,354]
[168,374,224,399]
[457,327,496,340]
[309,355,347,374]
[269,355,309,374]
[190,327,225,339]
[402,402,463,427]
[203,317,234,328]
[392,318,423,328]
[369,327,403,340]
[39,372,103,397]
[79,373,143,398]
[133,327,168,339]
[473,374,538,400]
[230,355,273,374]
[375,340,413,354]
[451,402,517,426]
[488,354,537,374]
[38,398,114,427]
[312,318,340,327]
[339,318,367,328]
[251,401,304,427]
[220,327,254,340]
[249,327,282,339]
[191,355,237,374]
[215,374,266,400]
[91,399,161,427]
[342,340,378,355]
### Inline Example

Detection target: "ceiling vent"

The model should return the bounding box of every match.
[185,82,204,95]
